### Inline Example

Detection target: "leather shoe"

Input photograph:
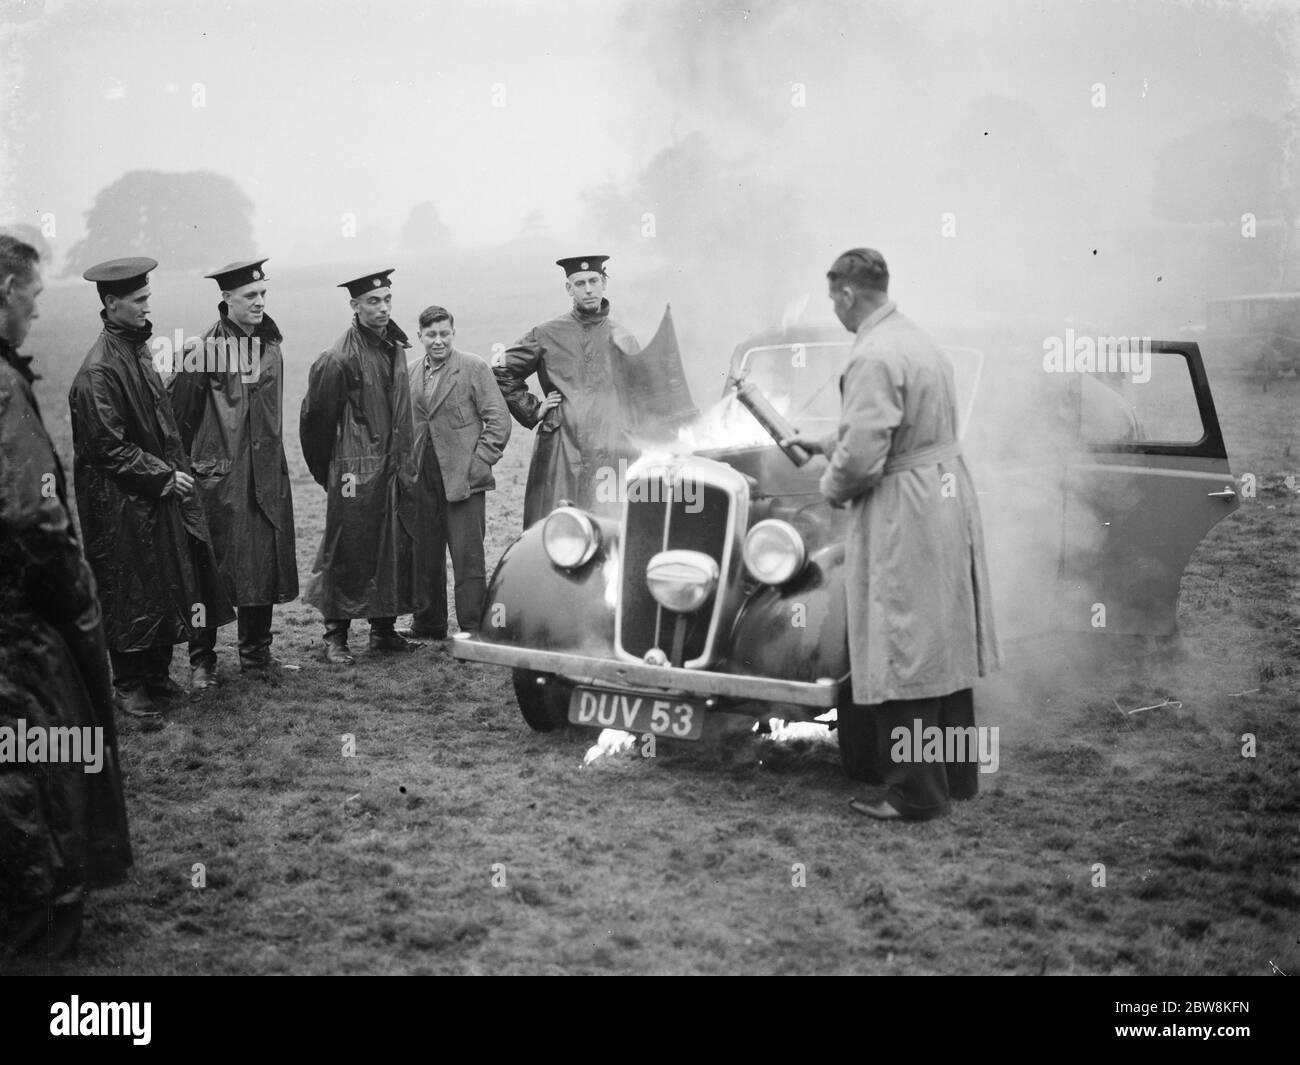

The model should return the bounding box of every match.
[323,640,355,665]
[369,631,422,653]
[190,663,218,693]
[240,655,283,674]
[399,625,447,639]
[848,796,903,821]
[116,687,162,718]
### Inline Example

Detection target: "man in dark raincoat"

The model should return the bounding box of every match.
[300,269,422,663]
[0,235,131,958]
[494,255,641,529]
[68,258,234,716]
[169,259,298,688]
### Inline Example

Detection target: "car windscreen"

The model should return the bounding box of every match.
[735,341,982,437]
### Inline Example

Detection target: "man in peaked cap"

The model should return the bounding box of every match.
[168,259,298,690]
[494,254,640,529]
[300,269,423,663]
[68,257,234,715]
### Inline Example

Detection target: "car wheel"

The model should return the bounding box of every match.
[836,706,884,783]
[512,668,574,732]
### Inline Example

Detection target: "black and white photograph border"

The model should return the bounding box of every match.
[0,0,1298,983]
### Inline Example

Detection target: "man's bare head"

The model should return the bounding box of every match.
[826,248,889,333]
[0,235,42,349]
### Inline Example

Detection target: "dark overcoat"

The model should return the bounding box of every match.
[494,300,639,528]
[1,340,132,915]
[67,316,234,650]
[300,318,421,618]
[169,308,298,607]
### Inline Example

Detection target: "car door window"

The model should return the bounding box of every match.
[1080,351,1203,445]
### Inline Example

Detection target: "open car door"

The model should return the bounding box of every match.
[1059,341,1239,635]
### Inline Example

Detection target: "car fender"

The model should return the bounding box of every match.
[478,514,619,655]
[726,542,849,685]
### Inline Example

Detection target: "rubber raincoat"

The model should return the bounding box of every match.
[168,307,298,606]
[299,317,421,617]
[1,339,131,921]
[495,299,640,528]
[67,315,234,651]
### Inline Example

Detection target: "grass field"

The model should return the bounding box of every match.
[6,257,1298,975]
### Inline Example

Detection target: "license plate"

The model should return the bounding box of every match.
[568,686,705,740]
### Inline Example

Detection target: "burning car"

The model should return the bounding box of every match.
[450,322,1240,778]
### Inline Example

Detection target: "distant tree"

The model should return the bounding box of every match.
[400,201,452,250]
[63,170,255,276]
[584,133,802,257]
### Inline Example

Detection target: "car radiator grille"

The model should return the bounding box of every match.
[617,473,732,665]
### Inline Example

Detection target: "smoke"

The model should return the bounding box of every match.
[596,0,1298,377]
[588,0,1294,705]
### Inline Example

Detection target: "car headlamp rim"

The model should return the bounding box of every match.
[743,518,806,585]
[542,506,601,570]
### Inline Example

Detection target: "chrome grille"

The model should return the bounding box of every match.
[614,457,749,668]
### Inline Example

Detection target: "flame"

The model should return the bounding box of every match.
[755,716,837,742]
[602,549,619,610]
[582,728,638,765]
[674,392,788,452]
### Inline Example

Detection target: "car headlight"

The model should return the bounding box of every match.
[543,507,600,569]
[646,550,720,613]
[743,519,806,585]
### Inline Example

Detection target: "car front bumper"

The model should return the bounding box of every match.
[450,634,842,709]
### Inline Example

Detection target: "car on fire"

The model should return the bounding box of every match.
[451,322,1240,778]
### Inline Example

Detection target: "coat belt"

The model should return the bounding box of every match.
[882,440,961,474]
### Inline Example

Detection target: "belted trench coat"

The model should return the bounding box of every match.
[819,302,1001,705]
